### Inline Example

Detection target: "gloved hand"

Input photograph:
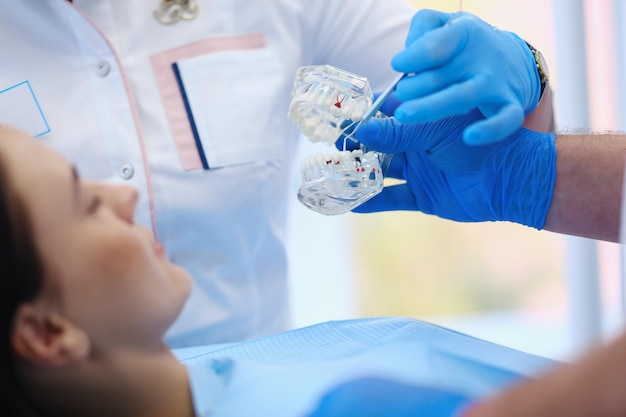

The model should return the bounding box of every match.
[353,111,557,230]
[391,9,542,145]
[306,377,473,417]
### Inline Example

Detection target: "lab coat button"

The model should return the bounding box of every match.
[120,163,134,180]
[96,61,111,77]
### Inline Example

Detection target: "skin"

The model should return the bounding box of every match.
[2,83,624,416]
[522,84,555,133]
[544,131,626,243]
[465,330,626,417]
[0,127,195,417]
[519,83,625,243]
[463,128,626,416]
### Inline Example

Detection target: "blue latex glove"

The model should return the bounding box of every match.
[353,111,557,230]
[336,92,405,151]
[306,377,473,417]
[391,9,542,145]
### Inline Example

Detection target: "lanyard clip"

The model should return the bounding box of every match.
[154,0,199,25]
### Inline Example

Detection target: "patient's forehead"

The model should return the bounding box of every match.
[0,127,63,168]
[0,127,22,171]
[0,127,72,220]
[0,126,32,155]
[0,125,23,137]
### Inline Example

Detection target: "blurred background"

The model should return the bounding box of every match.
[288,0,625,362]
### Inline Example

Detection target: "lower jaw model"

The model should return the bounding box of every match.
[297,149,385,215]
[288,65,389,215]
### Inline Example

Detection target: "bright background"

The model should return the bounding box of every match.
[288,0,625,362]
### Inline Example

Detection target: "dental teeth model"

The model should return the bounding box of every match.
[288,65,373,145]
[288,65,389,215]
[297,149,386,215]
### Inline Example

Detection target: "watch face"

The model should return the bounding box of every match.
[536,50,549,81]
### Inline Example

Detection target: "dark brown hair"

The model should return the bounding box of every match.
[0,150,46,417]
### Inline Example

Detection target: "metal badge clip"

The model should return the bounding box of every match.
[154,0,199,25]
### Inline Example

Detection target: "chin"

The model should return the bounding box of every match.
[172,266,193,304]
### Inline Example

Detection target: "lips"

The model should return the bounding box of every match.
[154,240,165,258]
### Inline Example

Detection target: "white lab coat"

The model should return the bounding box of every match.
[0,0,413,346]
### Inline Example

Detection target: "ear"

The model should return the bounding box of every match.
[11,304,90,367]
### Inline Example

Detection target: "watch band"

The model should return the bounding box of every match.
[525,41,549,99]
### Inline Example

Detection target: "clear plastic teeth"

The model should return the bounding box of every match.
[288,65,373,145]
[288,65,391,215]
[297,149,387,215]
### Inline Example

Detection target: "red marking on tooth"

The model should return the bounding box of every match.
[334,93,346,108]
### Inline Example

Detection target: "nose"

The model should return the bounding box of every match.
[109,184,138,223]
[86,181,138,223]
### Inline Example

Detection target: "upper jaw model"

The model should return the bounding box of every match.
[288,65,390,215]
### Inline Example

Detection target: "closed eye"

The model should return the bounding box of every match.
[86,195,102,214]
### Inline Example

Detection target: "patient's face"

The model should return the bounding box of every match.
[0,127,191,348]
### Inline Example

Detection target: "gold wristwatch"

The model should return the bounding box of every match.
[525,42,549,98]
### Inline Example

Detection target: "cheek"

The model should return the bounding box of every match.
[67,235,190,336]
[54,225,152,279]
[56,232,159,311]
[40,220,189,345]
[85,236,167,308]
[60,261,188,345]
[90,229,151,273]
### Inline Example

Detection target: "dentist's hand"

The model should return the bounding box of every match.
[306,377,472,417]
[353,111,557,230]
[392,9,542,145]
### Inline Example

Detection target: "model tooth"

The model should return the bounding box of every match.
[314,86,326,101]
[311,154,320,170]
[310,154,319,169]
[315,125,332,144]
[312,124,328,142]
[314,87,325,104]
[349,100,364,122]
[329,104,343,117]
[299,123,312,139]
[317,124,329,138]
[351,150,364,165]
[336,99,350,119]
[298,86,311,101]
[324,88,334,107]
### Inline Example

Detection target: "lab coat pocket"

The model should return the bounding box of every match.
[0,80,50,137]
[150,34,284,170]
[174,48,284,169]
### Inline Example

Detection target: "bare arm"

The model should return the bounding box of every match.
[522,84,555,133]
[543,132,626,242]
[464,105,626,416]
[465,328,626,417]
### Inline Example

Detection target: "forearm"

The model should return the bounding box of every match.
[543,132,626,242]
[464,330,626,417]
[522,84,555,133]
